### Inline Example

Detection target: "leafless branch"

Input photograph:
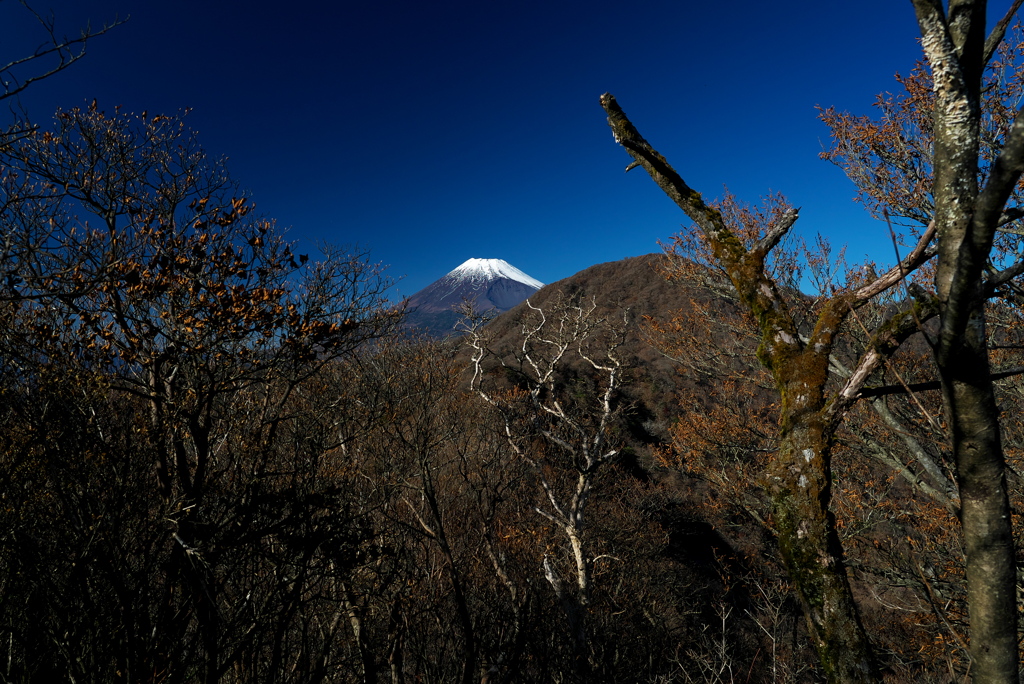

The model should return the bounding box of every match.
[1,2,126,103]
[850,222,936,304]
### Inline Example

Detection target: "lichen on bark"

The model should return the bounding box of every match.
[602,91,938,684]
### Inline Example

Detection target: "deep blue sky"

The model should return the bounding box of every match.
[4,1,1012,298]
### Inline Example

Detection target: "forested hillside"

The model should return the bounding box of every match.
[3,147,1022,680]
[6,3,1024,683]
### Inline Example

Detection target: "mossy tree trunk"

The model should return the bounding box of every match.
[601,93,938,683]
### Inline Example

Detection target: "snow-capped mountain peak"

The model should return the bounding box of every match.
[446,258,544,290]
[401,257,544,337]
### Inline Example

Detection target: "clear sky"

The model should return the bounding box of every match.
[4,1,1014,298]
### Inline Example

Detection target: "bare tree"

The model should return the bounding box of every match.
[604,2,1024,681]
[0,103,398,683]
[467,292,628,679]
[600,92,942,681]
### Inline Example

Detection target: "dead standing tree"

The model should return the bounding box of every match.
[467,294,626,679]
[601,93,939,683]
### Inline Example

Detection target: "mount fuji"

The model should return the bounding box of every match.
[401,258,544,337]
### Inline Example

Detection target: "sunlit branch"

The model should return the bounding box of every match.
[850,222,937,304]
[983,0,1024,67]
[859,365,1024,398]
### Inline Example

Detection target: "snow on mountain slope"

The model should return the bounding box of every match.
[446,258,545,289]
[401,258,544,337]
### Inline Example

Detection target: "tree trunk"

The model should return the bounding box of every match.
[912,2,1022,679]
[939,315,1018,683]
[768,412,876,683]
[601,93,882,683]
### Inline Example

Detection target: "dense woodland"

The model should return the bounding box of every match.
[5,2,1024,683]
